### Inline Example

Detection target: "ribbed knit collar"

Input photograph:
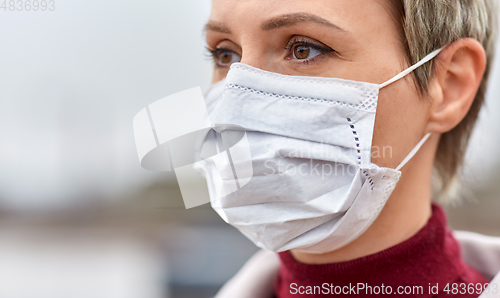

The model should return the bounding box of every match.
[275,203,479,295]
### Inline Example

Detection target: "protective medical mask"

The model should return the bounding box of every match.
[195,49,442,254]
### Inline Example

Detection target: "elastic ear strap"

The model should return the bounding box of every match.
[395,133,432,171]
[379,48,443,89]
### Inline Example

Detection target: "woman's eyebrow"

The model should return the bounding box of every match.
[204,21,231,34]
[204,13,345,34]
[261,13,345,31]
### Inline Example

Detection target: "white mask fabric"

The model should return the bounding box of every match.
[195,49,442,254]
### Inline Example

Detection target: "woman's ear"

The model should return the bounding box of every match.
[426,38,487,134]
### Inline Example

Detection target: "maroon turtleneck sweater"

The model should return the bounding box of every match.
[275,203,488,297]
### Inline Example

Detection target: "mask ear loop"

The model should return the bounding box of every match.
[395,133,431,171]
[378,48,443,89]
[376,48,442,170]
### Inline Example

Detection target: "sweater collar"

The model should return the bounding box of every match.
[277,203,465,284]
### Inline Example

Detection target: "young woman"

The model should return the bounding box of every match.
[199,0,500,297]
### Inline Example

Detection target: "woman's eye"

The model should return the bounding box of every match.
[215,50,241,66]
[285,38,334,62]
[292,45,322,60]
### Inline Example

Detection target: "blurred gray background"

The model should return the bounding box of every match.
[0,1,499,297]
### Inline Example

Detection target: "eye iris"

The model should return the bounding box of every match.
[220,52,233,64]
[294,46,310,59]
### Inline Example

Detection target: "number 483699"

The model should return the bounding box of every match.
[1,0,55,11]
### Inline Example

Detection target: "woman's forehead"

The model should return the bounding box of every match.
[208,0,398,39]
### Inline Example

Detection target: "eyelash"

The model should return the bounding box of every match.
[205,46,220,59]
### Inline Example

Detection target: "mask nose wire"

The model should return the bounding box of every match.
[378,48,444,89]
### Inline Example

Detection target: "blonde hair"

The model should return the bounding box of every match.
[387,0,498,198]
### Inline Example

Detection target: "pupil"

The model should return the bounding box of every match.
[294,46,310,59]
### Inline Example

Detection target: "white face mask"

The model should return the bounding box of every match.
[195,49,442,254]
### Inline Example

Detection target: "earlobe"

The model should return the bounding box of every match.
[426,38,487,134]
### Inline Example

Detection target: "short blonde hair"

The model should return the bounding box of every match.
[387,0,498,198]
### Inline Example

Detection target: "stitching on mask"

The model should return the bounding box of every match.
[347,117,374,191]
[379,172,400,203]
[346,118,362,166]
[226,84,376,112]
[362,170,375,191]
[227,84,355,108]
[359,92,377,112]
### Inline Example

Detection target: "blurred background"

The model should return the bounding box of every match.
[0,1,499,297]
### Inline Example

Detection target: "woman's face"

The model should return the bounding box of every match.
[205,0,433,169]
